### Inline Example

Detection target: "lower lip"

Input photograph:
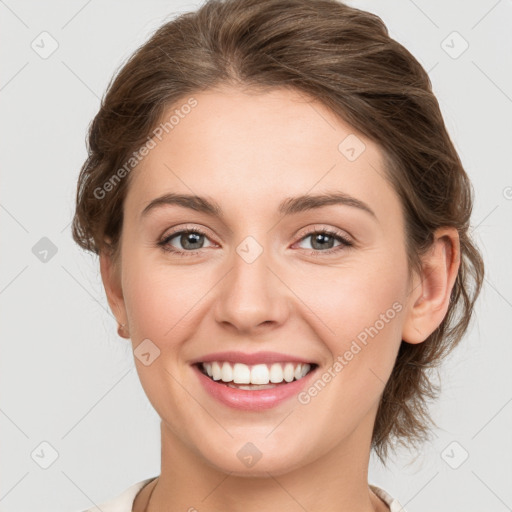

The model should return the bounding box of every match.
[192,364,317,411]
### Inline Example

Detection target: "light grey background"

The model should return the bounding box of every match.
[1,1,511,511]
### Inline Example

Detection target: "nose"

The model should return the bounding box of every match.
[213,246,291,336]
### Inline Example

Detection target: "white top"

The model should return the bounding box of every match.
[74,476,407,512]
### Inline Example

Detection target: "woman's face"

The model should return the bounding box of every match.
[106,85,417,476]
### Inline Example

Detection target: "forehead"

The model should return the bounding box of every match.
[124,85,400,225]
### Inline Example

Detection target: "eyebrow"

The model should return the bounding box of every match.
[140,192,377,221]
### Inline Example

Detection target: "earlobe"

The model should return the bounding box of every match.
[401,227,461,345]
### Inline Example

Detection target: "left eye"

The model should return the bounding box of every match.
[296,231,350,251]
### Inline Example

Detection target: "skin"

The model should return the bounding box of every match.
[100,85,460,512]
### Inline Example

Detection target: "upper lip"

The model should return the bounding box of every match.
[190,351,317,366]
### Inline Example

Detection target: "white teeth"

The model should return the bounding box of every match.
[233,363,251,384]
[250,364,270,385]
[269,363,284,383]
[200,361,312,385]
[221,362,233,382]
[283,363,295,382]
[228,383,276,390]
[211,362,222,381]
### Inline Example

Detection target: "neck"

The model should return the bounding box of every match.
[136,408,389,512]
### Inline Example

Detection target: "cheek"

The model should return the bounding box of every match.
[122,253,205,343]
[289,246,408,384]
[121,257,206,413]
[288,260,407,433]
[296,254,406,337]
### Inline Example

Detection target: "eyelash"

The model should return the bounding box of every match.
[157,225,354,258]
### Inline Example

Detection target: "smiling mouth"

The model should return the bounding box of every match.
[196,361,317,390]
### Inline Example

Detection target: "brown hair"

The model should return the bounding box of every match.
[72,0,485,464]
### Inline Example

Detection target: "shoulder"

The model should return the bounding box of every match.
[370,484,407,512]
[71,476,158,512]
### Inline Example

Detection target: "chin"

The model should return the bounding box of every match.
[198,439,314,478]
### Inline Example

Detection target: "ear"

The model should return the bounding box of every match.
[402,227,461,344]
[99,244,129,338]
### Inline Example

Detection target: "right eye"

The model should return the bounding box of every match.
[157,227,216,256]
